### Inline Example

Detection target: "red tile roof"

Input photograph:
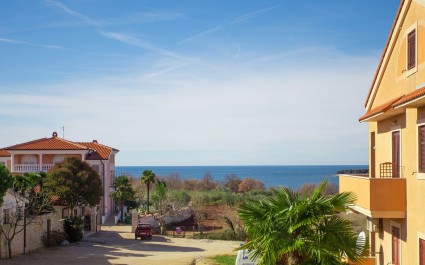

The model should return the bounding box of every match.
[393,86,425,108]
[78,141,116,160]
[1,133,118,161]
[359,96,404,122]
[5,135,88,151]
[0,149,10,157]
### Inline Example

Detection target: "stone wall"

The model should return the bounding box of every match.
[0,210,64,259]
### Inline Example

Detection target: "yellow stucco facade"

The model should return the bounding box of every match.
[340,1,425,264]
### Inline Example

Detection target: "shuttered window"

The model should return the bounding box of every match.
[392,226,400,265]
[420,126,425,173]
[408,29,416,70]
[420,239,425,265]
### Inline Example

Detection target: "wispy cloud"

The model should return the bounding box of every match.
[180,26,222,44]
[102,12,183,25]
[231,6,279,24]
[44,0,101,26]
[99,31,192,61]
[0,38,63,49]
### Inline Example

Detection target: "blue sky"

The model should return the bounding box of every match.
[0,0,400,166]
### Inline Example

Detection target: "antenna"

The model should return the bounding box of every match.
[62,126,65,139]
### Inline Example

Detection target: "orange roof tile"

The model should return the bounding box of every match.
[393,86,425,108]
[5,134,89,151]
[78,141,117,160]
[0,149,10,157]
[359,95,404,122]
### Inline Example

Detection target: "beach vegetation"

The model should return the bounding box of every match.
[238,180,364,265]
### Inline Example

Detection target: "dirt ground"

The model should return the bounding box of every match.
[2,225,240,265]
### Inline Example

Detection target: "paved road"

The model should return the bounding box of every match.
[2,225,240,265]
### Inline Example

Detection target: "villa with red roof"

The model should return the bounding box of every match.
[0,132,119,225]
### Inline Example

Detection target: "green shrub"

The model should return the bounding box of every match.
[64,216,84,242]
[168,189,191,207]
[43,230,69,247]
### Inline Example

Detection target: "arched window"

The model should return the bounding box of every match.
[53,155,65,164]
[22,155,37,164]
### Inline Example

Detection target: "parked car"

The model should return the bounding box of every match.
[135,223,153,240]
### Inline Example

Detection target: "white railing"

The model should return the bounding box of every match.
[13,164,54,173]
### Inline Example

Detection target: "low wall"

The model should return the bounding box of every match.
[0,210,64,258]
[132,208,192,233]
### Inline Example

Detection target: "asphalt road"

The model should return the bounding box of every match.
[2,225,240,265]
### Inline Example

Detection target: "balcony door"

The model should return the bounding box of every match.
[392,226,400,265]
[392,131,400,178]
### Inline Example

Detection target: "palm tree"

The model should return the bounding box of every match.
[238,181,364,265]
[111,175,135,222]
[140,170,156,214]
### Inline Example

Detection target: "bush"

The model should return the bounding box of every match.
[43,230,68,247]
[64,216,84,242]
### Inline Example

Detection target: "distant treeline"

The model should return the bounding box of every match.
[336,169,369,175]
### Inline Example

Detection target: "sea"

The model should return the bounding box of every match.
[115,165,367,189]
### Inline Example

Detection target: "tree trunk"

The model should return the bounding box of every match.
[7,239,12,259]
[146,183,150,214]
[120,202,124,222]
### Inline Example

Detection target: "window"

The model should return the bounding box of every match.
[420,125,425,173]
[92,164,100,173]
[408,29,416,70]
[392,131,401,177]
[3,208,11,224]
[16,206,23,221]
[420,239,425,265]
[392,226,400,265]
[21,154,37,164]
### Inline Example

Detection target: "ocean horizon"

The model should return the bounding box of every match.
[115,165,368,189]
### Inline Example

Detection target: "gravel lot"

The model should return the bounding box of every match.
[2,225,240,265]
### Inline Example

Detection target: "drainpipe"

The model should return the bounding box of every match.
[99,160,105,217]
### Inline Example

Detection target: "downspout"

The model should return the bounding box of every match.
[99,160,105,217]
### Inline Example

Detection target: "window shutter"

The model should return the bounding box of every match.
[420,239,425,265]
[408,30,416,70]
[420,126,425,172]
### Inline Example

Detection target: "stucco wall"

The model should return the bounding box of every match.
[0,211,64,259]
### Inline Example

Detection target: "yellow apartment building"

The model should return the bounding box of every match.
[340,0,425,264]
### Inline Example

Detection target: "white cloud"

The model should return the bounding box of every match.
[0,38,63,49]
[0,46,373,165]
[44,0,101,26]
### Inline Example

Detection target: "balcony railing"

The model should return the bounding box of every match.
[380,162,401,178]
[13,164,54,173]
[339,174,406,218]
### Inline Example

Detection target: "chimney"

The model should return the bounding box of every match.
[93,140,98,143]
[52,132,58,137]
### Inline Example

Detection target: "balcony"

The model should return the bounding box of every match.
[13,164,54,173]
[339,174,406,218]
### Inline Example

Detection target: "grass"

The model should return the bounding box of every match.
[210,254,236,265]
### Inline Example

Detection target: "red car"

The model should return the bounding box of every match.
[135,223,153,240]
